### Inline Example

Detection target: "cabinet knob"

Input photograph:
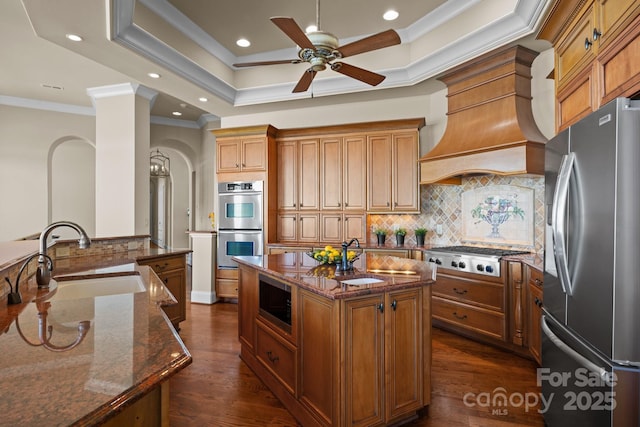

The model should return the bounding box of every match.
[266,350,279,363]
[242,163,246,167]
[338,202,341,207]
[534,279,542,286]
[391,300,397,311]
[344,203,348,207]
[585,37,592,50]
[394,202,398,207]
[386,202,390,207]
[377,303,384,313]
[593,28,601,41]
[235,163,239,168]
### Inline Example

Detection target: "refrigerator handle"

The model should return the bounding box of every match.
[541,315,610,383]
[551,152,575,296]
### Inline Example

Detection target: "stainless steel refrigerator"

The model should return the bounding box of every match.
[543,97,640,426]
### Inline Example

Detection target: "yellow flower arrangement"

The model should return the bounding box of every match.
[208,212,215,229]
[306,245,359,265]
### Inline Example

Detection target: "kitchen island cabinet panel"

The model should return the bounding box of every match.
[233,252,433,426]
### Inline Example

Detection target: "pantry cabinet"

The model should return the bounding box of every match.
[538,0,640,129]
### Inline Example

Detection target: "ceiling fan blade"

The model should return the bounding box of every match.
[270,17,315,50]
[292,69,317,93]
[233,59,301,67]
[337,29,401,58]
[331,62,386,86]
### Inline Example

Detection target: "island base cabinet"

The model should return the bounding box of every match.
[103,381,169,427]
[343,288,425,426]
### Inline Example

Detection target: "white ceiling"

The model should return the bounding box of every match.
[1,0,552,125]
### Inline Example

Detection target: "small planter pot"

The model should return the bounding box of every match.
[396,234,405,246]
[376,234,386,245]
[416,235,425,246]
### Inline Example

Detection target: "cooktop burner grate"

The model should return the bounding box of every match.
[429,246,530,257]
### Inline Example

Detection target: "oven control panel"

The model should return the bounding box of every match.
[426,253,501,277]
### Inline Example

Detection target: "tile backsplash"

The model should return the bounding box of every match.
[368,175,545,253]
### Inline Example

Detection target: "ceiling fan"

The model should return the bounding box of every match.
[232,1,401,93]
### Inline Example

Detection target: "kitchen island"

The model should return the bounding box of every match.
[233,252,435,427]
[0,237,192,426]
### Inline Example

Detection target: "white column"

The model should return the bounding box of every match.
[87,83,157,237]
[189,231,218,304]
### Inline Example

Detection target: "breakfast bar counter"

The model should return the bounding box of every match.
[0,238,192,426]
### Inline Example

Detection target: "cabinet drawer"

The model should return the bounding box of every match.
[432,276,504,311]
[217,279,238,298]
[217,268,239,280]
[140,255,184,273]
[529,267,543,288]
[433,296,505,341]
[256,321,297,395]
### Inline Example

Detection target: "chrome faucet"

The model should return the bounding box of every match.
[338,238,361,271]
[36,221,91,288]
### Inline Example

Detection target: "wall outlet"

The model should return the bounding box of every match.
[436,224,443,235]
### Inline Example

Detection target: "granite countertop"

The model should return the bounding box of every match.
[0,245,192,426]
[233,252,436,300]
[503,253,543,271]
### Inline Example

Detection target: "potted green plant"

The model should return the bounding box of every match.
[395,228,407,246]
[373,228,387,245]
[414,227,428,246]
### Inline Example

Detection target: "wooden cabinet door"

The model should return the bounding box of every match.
[320,213,342,243]
[299,139,319,210]
[298,213,319,242]
[320,137,343,210]
[159,268,186,326]
[238,265,259,353]
[386,289,423,420]
[277,141,297,210]
[344,295,385,427]
[392,132,419,212]
[241,137,266,171]
[217,139,241,172]
[367,134,392,211]
[277,213,298,241]
[556,1,597,89]
[343,213,365,242]
[528,267,543,365]
[598,0,640,51]
[343,135,367,210]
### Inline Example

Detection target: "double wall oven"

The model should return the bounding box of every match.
[217,181,264,269]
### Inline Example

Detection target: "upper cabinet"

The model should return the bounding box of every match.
[538,0,640,130]
[277,139,319,211]
[213,125,277,176]
[367,131,420,213]
[320,135,367,211]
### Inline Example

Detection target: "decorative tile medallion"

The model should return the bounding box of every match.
[461,185,534,246]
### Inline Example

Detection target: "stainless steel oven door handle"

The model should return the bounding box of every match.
[551,152,575,296]
[541,315,610,383]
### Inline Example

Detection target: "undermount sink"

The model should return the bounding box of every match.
[340,277,385,286]
[51,274,146,300]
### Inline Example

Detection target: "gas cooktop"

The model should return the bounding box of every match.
[425,246,530,277]
[428,246,531,257]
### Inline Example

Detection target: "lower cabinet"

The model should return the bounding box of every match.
[138,254,187,329]
[216,268,239,299]
[343,289,424,426]
[237,267,431,426]
[527,266,543,365]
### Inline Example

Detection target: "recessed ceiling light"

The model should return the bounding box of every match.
[198,97,208,102]
[172,111,182,116]
[148,72,161,79]
[65,33,83,42]
[383,10,399,21]
[305,25,318,33]
[236,38,251,47]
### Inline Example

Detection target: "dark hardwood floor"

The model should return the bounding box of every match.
[170,275,544,426]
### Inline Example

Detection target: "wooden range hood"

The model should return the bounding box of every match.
[419,45,547,184]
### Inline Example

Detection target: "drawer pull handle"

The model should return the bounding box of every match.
[163,278,168,284]
[266,351,279,363]
[155,262,169,270]
[453,312,467,320]
[534,278,543,286]
[453,287,467,295]
[534,297,543,308]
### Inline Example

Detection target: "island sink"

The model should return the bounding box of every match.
[339,277,385,286]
